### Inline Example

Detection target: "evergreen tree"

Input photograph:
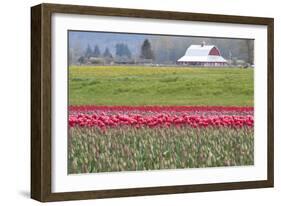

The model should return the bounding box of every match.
[92,45,101,57]
[140,39,154,60]
[103,48,113,58]
[85,44,93,58]
[115,43,132,58]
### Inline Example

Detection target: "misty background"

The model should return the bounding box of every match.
[68,31,254,66]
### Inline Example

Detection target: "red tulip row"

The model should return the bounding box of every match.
[69,113,254,129]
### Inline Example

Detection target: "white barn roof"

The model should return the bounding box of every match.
[177,45,227,63]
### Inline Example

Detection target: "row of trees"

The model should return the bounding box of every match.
[84,45,113,59]
[70,36,254,65]
[77,39,155,64]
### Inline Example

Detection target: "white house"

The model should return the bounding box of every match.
[177,43,227,67]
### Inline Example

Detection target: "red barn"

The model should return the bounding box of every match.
[177,43,227,67]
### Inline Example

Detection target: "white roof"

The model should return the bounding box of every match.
[177,45,227,63]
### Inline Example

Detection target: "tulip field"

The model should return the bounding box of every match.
[68,105,254,173]
[68,66,254,174]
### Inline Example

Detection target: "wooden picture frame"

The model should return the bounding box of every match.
[31,3,274,202]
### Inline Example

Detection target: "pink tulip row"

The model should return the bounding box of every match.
[69,113,254,129]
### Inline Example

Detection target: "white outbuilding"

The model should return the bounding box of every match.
[177,42,227,67]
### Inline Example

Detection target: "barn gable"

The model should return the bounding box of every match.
[209,47,220,56]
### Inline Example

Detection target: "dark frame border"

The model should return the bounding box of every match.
[31,3,274,202]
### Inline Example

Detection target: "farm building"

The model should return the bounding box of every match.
[177,43,227,67]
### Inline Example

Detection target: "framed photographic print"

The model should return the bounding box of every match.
[31,3,274,202]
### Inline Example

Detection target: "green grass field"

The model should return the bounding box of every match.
[69,66,253,106]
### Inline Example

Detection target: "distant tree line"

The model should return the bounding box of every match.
[74,39,155,65]
[70,36,254,65]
